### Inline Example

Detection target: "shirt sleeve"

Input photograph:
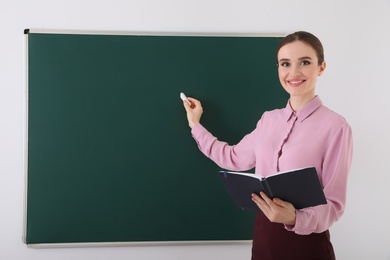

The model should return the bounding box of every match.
[191,122,258,171]
[285,123,353,235]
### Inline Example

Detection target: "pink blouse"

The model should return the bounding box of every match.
[191,96,353,235]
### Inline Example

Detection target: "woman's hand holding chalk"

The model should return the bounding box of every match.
[180,92,192,106]
[180,92,203,128]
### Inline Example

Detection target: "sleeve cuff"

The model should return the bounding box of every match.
[191,123,205,137]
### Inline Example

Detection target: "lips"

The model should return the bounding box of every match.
[287,79,306,87]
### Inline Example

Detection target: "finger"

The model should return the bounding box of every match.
[272,198,286,207]
[251,193,263,204]
[183,100,191,110]
[185,97,199,109]
[187,97,198,108]
[251,192,260,199]
[259,192,273,205]
[183,98,195,111]
[273,198,293,210]
[252,193,269,210]
[187,97,197,103]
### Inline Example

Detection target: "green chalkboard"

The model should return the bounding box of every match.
[25,31,287,245]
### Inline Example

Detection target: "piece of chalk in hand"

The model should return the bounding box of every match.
[180,92,191,106]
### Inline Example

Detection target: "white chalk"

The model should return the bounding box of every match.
[180,92,191,106]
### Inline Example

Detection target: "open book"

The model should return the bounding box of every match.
[218,167,327,212]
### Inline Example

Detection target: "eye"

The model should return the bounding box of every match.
[280,62,290,67]
[300,60,311,66]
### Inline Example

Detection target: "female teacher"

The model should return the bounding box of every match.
[182,31,353,259]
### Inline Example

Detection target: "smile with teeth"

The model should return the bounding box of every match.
[287,79,306,87]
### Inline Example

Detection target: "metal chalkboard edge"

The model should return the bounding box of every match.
[27,240,252,248]
[24,28,285,37]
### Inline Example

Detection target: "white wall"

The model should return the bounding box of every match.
[1,0,389,259]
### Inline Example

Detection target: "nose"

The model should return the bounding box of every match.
[290,64,301,76]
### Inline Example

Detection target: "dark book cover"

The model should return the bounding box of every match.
[218,167,327,212]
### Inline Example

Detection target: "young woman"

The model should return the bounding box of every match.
[182,31,353,259]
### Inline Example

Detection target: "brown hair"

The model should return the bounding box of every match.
[277,31,324,65]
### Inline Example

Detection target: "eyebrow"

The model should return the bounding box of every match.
[278,56,313,62]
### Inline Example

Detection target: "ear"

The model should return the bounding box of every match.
[318,61,326,76]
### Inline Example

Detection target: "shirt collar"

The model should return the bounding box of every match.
[284,96,323,122]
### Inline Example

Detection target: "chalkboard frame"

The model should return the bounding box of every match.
[23,29,287,247]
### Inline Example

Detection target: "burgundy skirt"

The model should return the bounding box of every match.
[251,212,336,260]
